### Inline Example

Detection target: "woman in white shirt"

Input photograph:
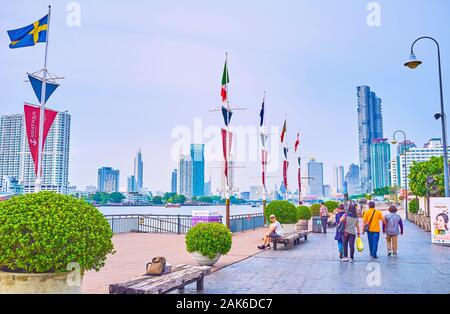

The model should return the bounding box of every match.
[257,214,285,250]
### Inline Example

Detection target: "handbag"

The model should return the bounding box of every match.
[364,209,376,233]
[145,256,166,276]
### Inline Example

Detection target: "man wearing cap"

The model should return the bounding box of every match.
[258,214,285,250]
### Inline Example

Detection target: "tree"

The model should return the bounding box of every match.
[109,192,125,203]
[373,186,390,196]
[152,196,163,205]
[324,201,339,213]
[163,192,176,202]
[409,156,445,197]
[93,192,109,204]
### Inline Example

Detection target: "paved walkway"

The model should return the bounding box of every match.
[186,220,450,294]
[82,229,264,293]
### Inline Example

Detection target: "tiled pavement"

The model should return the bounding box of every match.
[187,220,450,294]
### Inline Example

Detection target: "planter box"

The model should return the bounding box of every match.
[0,270,81,294]
[191,252,221,266]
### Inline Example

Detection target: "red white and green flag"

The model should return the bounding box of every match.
[221,58,230,103]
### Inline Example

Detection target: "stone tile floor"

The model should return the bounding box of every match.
[186,220,450,294]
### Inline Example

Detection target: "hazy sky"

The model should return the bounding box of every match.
[1,0,450,193]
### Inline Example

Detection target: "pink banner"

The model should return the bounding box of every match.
[24,103,58,175]
[221,129,233,181]
[283,160,289,191]
[261,149,268,188]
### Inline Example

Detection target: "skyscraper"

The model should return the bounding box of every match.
[345,163,361,196]
[307,158,324,197]
[171,169,177,193]
[97,167,120,193]
[0,111,71,194]
[178,154,192,197]
[190,144,205,197]
[370,138,391,190]
[357,86,384,193]
[333,165,345,193]
[134,149,143,190]
[127,175,137,193]
[204,172,211,196]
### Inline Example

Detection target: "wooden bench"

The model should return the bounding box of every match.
[272,231,308,250]
[109,264,211,294]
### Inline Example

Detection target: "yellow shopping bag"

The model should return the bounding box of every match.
[356,236,364,252]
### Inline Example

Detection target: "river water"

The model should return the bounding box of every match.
[99,205,264,217]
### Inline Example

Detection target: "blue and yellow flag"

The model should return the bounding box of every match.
[7,14,48,49]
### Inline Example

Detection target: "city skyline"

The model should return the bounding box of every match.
[1,1,450,193]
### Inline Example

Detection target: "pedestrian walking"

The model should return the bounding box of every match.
[319,202,329,234]
[334,204,346,259]
[383,205,404,257]
[340,204,360,262]
[362,201,386,259]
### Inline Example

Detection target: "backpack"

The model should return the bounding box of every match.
[385,214,400,235]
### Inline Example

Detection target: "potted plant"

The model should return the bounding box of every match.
[296,206,312,231]
[408,198,419,224]
[185,222,232,266]
[264,200,298,232]
[0,192,114,294]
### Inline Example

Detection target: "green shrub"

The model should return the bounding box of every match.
[297,206,312,220]
[409,198,419,214]
[0,192,114,273]
[264,200,298,224]
[185,223,232,259]
[324,201,339,213]
[310,204,321,216]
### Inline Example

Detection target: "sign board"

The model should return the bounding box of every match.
[192,210,220,217]
[430,197,450,244]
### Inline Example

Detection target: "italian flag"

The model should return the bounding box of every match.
[221,59,230,103]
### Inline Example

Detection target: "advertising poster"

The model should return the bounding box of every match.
[430,198,450,244]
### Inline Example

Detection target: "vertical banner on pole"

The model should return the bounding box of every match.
[221,128,233,182]
[261,149,268,189]
[283,160,289,192]
[24,103,58,175]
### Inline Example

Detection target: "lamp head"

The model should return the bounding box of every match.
[435,113,442,120]
[404,53,422,69]
[391,140,398,145]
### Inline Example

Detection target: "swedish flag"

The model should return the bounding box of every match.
[7,14,48,49]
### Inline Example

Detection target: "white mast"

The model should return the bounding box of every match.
[35,5,52,192]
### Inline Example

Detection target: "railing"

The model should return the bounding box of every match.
[229,213,265,233]
[105,213,264,234]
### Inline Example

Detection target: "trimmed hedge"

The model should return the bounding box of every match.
[264,200,298,224]
[310,204,321,216]
[0,192,114,273]
[297,206,312,220]
[185,223,232,259]
[324,201,339,213]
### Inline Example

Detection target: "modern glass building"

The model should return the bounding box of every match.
[333,165,345,194]
[357,86,384,193]
[397,140,416,156]
[127,175,137,193]
[134,149,143,190]
[171,169,177,193]
[307,158,324,197]
[178,154,192,197]
[98,167,120,193]
[0,111,71,194]
[345,163,361,196]
[370,138,391,190]
[190,144,205,197]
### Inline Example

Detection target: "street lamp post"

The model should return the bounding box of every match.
[391,130,409,220]
[405,36,450,197]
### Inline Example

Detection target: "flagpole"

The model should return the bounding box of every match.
[261,92,267,224]
[284,114,288,201]
[225,52,230,229]
[35,5,51,193]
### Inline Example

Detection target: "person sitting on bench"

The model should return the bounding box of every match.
[258,214,284,250]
